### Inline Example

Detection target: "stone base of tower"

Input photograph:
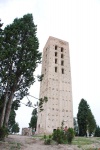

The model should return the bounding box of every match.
[36,124,54,134]
[36,122,73,135]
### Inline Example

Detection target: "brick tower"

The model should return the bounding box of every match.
[37,36,73,134]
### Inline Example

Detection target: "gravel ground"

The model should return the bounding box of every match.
[0,135,100,150]
[0,135,81,150]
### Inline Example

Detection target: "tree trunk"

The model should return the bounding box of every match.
[4,92,14,127]
[0,89,8,127]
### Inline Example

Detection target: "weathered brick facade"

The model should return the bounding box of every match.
[37,36,73,134]
[22,128,32,136]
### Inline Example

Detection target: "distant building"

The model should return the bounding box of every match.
[22,128,32,136]
[37,36,73,134]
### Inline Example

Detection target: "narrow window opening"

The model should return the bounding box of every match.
[55,45,57,50]
[61,60,64,66]
[55,59,57,64]
[55,52,57,56]
[61,54,64,58]
[61,47,63,52]
[62,68,64,74]
[55,67,57,72]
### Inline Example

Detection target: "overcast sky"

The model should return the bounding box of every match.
[0,0,100,133]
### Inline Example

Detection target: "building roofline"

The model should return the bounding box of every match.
[48,36,68,44]
[43,36,68,50]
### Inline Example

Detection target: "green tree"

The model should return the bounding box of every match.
[11,122,20,134]
[8,109,16,132]
[29,108,37,131]
[87,108,96,136]
[77,99,89,136]
[0,14,41,128]
[94,125,100,137]
[77,98,96,136]
[8,100,20,132]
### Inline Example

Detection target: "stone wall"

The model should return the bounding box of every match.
[22,128,32,136]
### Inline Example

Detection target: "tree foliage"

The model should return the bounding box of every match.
[77,98,96,136]
[0,14,41,128]
[11,122,20,134]
[94,125,100,137]
[8,100,20,133]
[0,19,3,31]
[8,109,16,131]
[87,108,96,135]
[29,108,37,130]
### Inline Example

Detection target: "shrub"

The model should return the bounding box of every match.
[66,128,74,144]
[52,129,67,144]
[44,134,52,145]
[0,126,8,141]
[43,128,75,145]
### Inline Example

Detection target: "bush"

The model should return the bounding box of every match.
[43,128,75,145]
[52,129,67,144]
[0,126,8,141]
[66,128,74,144]
[44,134,52,145]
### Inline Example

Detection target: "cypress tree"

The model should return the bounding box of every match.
[77,98,96,136]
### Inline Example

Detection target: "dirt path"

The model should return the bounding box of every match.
[0,134,81,150]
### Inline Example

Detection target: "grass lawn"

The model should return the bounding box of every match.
[72,136,100,149]
[32,135,100,149]
[32,134,100,149]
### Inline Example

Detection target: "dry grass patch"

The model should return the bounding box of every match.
[72,137,100,150]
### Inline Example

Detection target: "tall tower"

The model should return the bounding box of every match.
[37,36,73,134]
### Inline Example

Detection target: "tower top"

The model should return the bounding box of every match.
[44,36,68,50]
[48,36,68,44]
